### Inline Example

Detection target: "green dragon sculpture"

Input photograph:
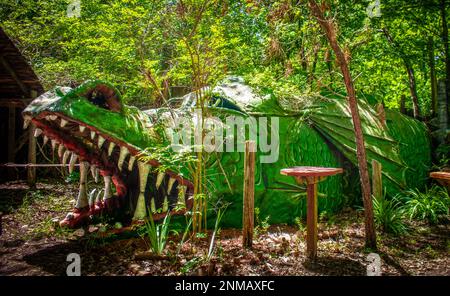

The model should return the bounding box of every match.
[22,77,431,228]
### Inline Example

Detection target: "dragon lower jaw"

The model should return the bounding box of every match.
[23,112,194,228]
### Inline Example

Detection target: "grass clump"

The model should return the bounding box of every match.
[373,195,408,236]
[139,213,172,256]
[402,186,449,225]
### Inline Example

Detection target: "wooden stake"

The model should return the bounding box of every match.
[306,177,318,260]
[242,140,256,248]
[7,106,16,179]
[372,160,382,201]
[27,123,36,187]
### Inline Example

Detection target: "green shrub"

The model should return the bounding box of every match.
[373,196,408,236]
[254,207,270,237]
[402,186,450,225]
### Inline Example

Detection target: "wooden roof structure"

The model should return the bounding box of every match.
[0,27,43,183]
[0,27,43,107]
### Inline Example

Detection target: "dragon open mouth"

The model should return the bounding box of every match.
[22,85,194,228]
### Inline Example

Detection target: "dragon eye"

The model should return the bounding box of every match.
[84,84,122,112]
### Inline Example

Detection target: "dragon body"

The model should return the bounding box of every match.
[23,77,431,228]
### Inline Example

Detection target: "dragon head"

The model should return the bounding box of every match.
[23,80,194,227]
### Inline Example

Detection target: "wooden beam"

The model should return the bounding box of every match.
[7,106,16,179]
[0,99,29,108]
[0,55,29,96]
[27,123,36,187]
[242,140,256,249]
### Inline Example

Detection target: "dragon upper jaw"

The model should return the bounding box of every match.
[23,110,194,227]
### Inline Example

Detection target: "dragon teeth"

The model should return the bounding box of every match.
[57,144,65,158]
[69,153,78,174]
[128,156,135,171]
[43,136,49,146]
[90,165,99,182]
[75,161,90,209]
[150,198,156,213]
[79,125,86,133]
[103,175,112,200]
[133,161,150,220]
[156,172,165,189]
[62,150,71,166]
[90,131,96,139]
[117,146,129,171]
[60,119,68,128]
[108,142,115,156]
[163,196,169,212]
[51,139,57,151]
[98,136,105,148]
[95,189,103,203]
[23,117,31,129]
[90,164,96,178]
[167,178,176,193]
[34,128,42,137]
[49,115,57,121]
[88,188,97,207]
[138,162,150,193]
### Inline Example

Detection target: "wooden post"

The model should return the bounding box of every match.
[242,140,255,248]
[306,177,318,261]
[7,106,16,179]
[27,123,36,187]
[372,160,382,200]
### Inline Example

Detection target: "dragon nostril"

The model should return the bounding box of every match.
[82,82,123,112]
[88,91,109,109]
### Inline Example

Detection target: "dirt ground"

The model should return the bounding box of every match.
[0,180,449,276]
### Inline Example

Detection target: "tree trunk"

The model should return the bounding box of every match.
[441,0,450,126]
[399,94,406,114]
[406,66,421,118]
[308,42,320,87]
[437,80,448,146]
[300,43,308,72]
[428,36,438,116]
[382,27,421,118]
[308,0,377,249]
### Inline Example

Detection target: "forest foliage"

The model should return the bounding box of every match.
[1,0,449,114]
